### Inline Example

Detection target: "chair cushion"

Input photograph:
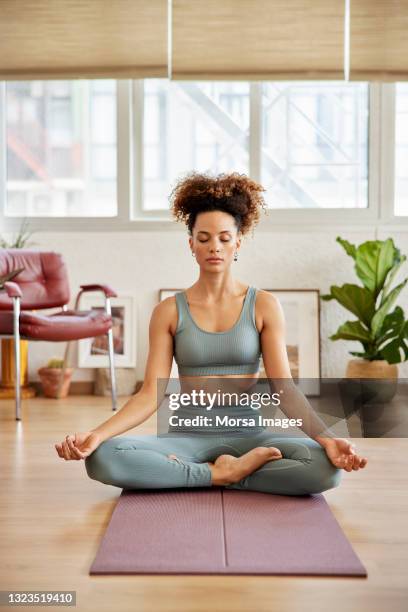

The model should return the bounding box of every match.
[0,250,70,310]
[0,309,111,341]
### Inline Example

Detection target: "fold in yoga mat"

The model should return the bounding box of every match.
[89,488,367,576]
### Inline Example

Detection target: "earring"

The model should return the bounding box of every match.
[234,251,238,261]
[192,252,196,257]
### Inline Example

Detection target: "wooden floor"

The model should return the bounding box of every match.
[1,395,407,612]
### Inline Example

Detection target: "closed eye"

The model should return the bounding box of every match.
[198,238,230,243]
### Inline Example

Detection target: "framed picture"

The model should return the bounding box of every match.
[260,289,321,395]
[78,295,136,368]
[159,289,183,380]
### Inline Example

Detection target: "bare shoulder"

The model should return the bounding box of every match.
[150,295,176,325]
[255,289,285,331]
[151,294,179,334]
[255,289,283,311]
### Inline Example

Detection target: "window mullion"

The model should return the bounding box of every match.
[116,79,131,222]
[379,82,396,223]
[131,79,144,218]
[249,82,262,181]
[367,82,381,230]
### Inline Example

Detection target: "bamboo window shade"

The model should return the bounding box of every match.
[1,1,408,82]
[350,0,408,81]
[171,0,345,80]
[0,0,168,80]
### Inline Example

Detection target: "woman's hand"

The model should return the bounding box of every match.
[319,437,368,471]
[54,431,102,461]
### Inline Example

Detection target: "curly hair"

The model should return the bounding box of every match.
[169,171,268,236]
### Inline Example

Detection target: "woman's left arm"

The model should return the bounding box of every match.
[259,290,335,443]
[259,291,368,470]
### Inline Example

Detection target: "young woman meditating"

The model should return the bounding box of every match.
[55,172,367,495]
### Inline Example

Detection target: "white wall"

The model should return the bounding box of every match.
[2,227,408,382]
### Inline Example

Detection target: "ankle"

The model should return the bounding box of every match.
[208,462,232,486]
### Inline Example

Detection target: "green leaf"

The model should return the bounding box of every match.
[379,326,408,364]
[320,293,334,301]
[378,311,408,364]
[376,306,405,346]
[329,320,372,342]
[355,239,395,297]
[328,283,375,327]
[380,253,407,307]
[336,236,357,259]
[371,278,408,337]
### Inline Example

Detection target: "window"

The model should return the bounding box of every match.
[395,83,408,216]
[0,79,407,229]
[4,80,117,217]
[142,80,250,211]
[261,82,368,209]
[139,79,368,213]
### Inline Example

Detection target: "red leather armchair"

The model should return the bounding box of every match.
[0,249,118,420]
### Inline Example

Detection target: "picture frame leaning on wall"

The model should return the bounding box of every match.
[78,295,136,368]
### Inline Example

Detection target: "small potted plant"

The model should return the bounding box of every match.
[321,236,408,406]
[38,358,73,399]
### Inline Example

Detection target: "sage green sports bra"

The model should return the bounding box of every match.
[174,286,261,376]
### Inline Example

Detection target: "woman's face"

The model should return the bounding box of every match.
[189,210,241,270]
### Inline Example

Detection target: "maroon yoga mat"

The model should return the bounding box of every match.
[89,488,367,576]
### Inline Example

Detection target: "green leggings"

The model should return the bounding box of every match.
[85,429,342,496]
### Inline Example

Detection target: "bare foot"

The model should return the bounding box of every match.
[208,447,282,486]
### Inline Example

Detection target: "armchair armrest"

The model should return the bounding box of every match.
[79,284,117,298]
[4,281,22,299]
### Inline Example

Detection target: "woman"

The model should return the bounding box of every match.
[55,172,367,495]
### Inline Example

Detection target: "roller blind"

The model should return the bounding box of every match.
[171,0,345,80]
[350,0,408,81]
[0,0,167,80]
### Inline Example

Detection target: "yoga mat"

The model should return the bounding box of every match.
[89,488,367,576]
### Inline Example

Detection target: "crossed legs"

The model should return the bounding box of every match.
[85,431,342,496]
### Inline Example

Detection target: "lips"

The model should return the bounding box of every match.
[206,258,223,262]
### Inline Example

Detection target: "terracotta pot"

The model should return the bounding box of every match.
[38,367,73,399]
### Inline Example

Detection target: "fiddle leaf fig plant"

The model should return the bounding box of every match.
[321,237,408,364]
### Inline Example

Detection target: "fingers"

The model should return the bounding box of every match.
[54,435,84,460]
[61,440,71,460]
[343,454,354,472]
[353,455,368,469]
[54,443,63,458]
[66,435,85,459]
[338,453,368,471]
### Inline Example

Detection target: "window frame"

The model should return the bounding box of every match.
[0,80,407,233]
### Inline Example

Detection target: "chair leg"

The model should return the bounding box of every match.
[104,296,117,411]
[106,327,117,411]
[13,297,21,421]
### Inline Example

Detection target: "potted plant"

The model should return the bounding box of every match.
[38,358,73,399]
[321,236,408,405]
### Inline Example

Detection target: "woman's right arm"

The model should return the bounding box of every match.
[55,298,175,460]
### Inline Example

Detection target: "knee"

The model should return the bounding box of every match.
[304,466,343,495]
[84,440,117,484]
